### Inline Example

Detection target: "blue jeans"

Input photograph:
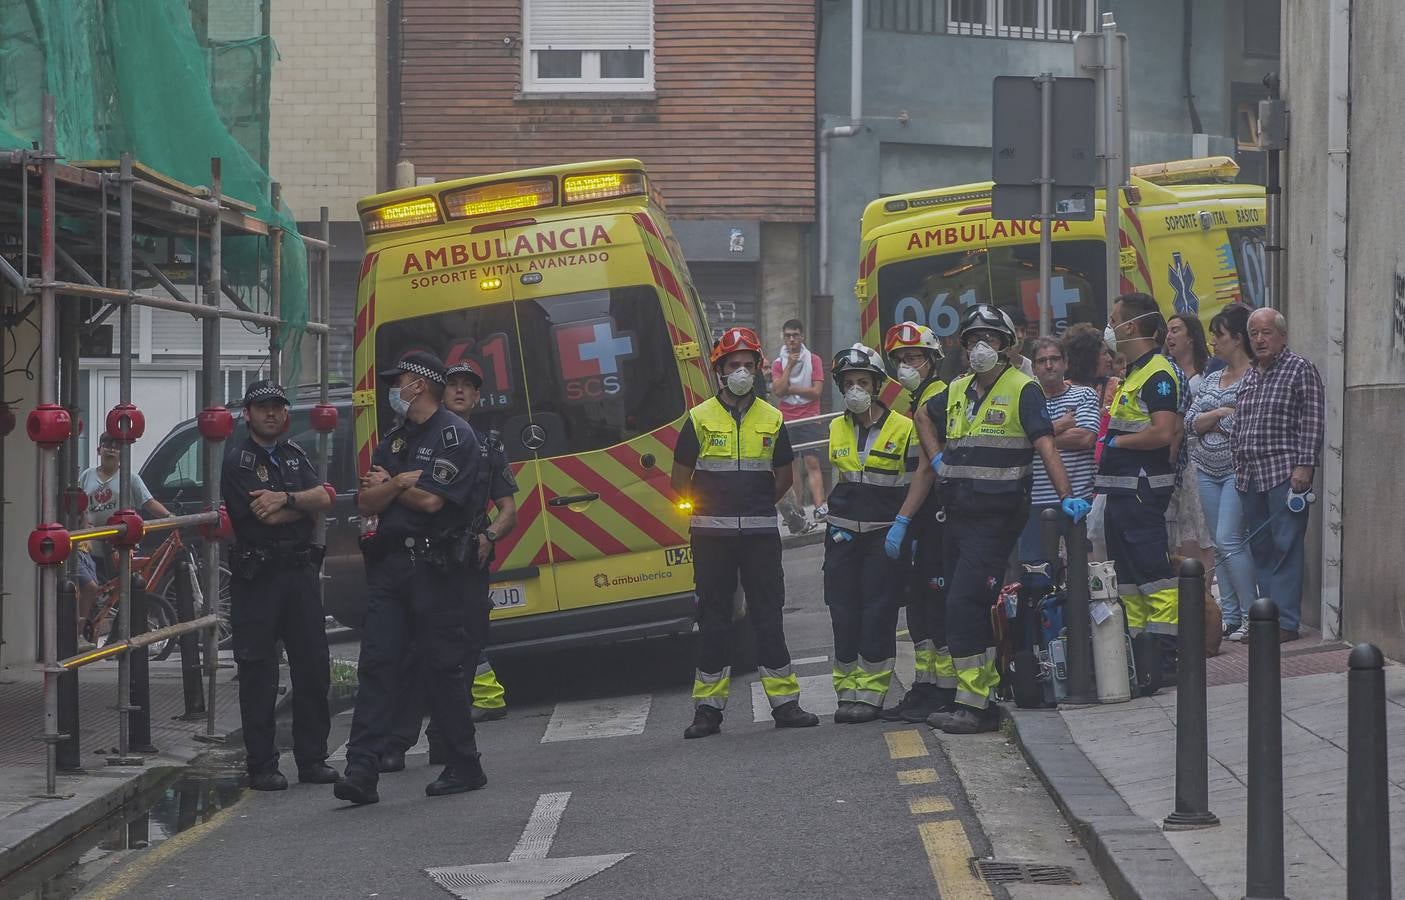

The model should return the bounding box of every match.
[1196,469,1257,629]
[1016,504,1062,562]
[1237,479,1309,634]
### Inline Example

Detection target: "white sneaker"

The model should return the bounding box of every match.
[1226,624,1249,643]
[813,503,828,522]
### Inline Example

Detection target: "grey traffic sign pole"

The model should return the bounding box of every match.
[1102,13,1121,309]
[1037,72,1054,337]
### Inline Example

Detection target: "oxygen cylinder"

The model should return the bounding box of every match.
[1092,601,1131,703]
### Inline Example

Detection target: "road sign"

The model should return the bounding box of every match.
[991,75,1097,221]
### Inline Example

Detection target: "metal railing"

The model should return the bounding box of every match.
[944,0,1093,41]
[11,94,335,796]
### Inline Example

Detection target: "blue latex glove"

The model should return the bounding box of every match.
[827,525,853,543]
[884,515,911,559]
[928,451,944,474]
[1061,497,1092,523]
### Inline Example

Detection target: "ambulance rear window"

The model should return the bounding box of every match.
[877,240,1107,344]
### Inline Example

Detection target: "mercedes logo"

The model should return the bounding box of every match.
[521,423,547,451]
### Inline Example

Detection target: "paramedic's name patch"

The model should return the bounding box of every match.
[401,224,613,275]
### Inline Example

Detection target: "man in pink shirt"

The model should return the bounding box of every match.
[771,319,827,528]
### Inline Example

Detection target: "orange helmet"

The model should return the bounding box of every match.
[883,321,944,362]
[709,326,765,367]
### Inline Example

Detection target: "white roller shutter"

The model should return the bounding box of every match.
[526,0,653,49]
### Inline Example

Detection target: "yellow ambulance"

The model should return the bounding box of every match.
[351,160,718,652]
[855,156,1266,409]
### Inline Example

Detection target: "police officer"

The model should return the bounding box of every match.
[381,359,516,772]
[670,326,819,739]
[221,380,337,791]
[878,322,954,723]
[823,344,931,724]
[915,306,1088,734]
[1096,292,1181,691]
[335,351,488,805]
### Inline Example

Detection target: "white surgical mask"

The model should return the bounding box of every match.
[968,341,1000,374]
[1104,311,1159,353]
[844,386,873,415]
[896,363,923,391]
[724,367,754,396]
[388,382,416,417]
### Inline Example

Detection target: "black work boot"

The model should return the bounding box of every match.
[333,769,380,806]
[471,705,508,724]
[834,701,858,724]
[426,757,488,797]
[879,688,922,722]
[904,686,956,723]
[1133,633,1163,697]
[248,769,288,792]
[377,748,406,773]
[847,703,879,724]
[941,705,1000,734]
[771,700,820,728]
[684,705,723,739]
[296,762,339,784]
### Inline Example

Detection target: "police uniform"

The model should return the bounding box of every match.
[220,381,332,786]
[924,365,1052,721]
[1095,349,1180,677]
[337,353,487,803]
[887,374,955,721]
[388,423,514,762]
[823,403,919,719]
[675,391,815,733]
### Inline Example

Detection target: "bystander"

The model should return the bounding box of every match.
[771,319,827,530]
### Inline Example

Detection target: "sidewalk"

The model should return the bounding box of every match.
[1007,627,1405,899]
[0,652,251,883]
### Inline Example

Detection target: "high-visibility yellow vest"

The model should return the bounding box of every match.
[826,409,916,532]
[1095,353,1179,496]
[914,376,947,411]
[939,366,1036,504]
[687,395,783,534]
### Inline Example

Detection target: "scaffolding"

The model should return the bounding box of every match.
[0,96,332,796]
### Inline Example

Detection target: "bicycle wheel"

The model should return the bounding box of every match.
[162,564,234,651]
[142,593,177,661]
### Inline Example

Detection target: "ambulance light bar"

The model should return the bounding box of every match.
[361,197,441,233]
[562,171,645,205]
[1130,156,1240,185]
[444,178,557,220]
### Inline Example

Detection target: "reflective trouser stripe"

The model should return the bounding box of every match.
[472,660,506,709]
[952,648,1000,709]
[1120,583,1179,637]
[758,664,800,707]
[933,647,958,689]
[913,642,938,685]
[833,661,858,703]
[691,515,778,530]
[692,667,732,709]
[851,656,894,708]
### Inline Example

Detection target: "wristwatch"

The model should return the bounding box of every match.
[285,491,297,509]
[483,530,498,543]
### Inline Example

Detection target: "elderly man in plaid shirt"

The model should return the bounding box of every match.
[1230,308,1325,642]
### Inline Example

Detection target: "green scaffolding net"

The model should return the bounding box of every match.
[0,0,307,380]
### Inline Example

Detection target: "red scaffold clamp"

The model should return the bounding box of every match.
[28,523,71,566]
[26,404,71,449]
[105,403,145,443]
[197,406,235,442]
[106,509,146,548]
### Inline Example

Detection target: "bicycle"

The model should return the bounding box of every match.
[81,529,232,661]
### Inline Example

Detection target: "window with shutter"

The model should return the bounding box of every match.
[522,0,654,93]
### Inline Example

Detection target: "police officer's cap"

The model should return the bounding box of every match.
[242,380,289,406]
[445,359,484,388]
[379,350,446,386]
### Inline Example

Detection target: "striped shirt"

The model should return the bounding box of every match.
[1031,383,1100,504]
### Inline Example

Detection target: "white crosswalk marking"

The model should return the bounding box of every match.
[751,673,836,723]
[789,655,830,667]
[540,695,652,743]
[327,725,429,762]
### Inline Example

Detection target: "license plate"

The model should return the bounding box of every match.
[489,583,526,609]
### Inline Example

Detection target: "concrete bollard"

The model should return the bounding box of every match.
[1245,598,1285,900]
[1347,643,1391,900]
[1164,557,1218,830]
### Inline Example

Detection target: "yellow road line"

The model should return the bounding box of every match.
[908,796,955,815]
[884,729,929,760]
[82,792,248,900]
[918,819,994,900]
[897,767,939,785]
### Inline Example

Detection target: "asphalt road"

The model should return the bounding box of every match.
[78,542,1109,900]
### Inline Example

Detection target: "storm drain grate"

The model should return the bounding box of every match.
[969,859,1077,885]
